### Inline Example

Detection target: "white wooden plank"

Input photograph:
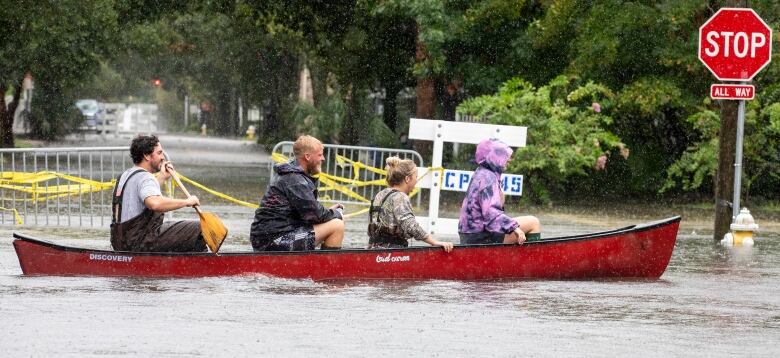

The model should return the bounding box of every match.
[415,217,460,236]
[408,118,526,147]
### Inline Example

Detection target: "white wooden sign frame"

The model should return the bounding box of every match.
[408,118,526,236]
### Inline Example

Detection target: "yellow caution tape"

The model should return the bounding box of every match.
[174,173,259,209]
[0,171,115,202]
[0,207,24,225]
[343,207,370,219]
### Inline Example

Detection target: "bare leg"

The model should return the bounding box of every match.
[514,215,541,233]
[503,216,542,244]
[313,219,344,248]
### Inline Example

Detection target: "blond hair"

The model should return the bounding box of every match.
[293,135,322,159]
[385,156,416,186]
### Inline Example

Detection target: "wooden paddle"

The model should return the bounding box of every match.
[163,159,228,254]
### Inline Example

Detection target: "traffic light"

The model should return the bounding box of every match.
[152,78,161,87]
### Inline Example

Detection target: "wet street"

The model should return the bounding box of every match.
[1,134,779,357]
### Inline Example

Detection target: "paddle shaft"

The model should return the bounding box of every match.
[165,164,202,214]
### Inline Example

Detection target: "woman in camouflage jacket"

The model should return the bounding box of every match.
[367,157,453,252]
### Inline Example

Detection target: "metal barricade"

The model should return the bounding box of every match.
[270,142,423,207]
[0,147,130,227]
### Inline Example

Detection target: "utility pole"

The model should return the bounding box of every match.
[712,0,749,242]
[713,99,738,241]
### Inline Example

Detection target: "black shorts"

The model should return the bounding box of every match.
[251,226,316,251]
[459,231,505,245]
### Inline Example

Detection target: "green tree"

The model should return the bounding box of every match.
[0,0,117,146]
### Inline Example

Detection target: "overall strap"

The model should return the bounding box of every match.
[112,169,147,224]
[368,189,399,223]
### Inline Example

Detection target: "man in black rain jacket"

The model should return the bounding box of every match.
[249,135,345,251]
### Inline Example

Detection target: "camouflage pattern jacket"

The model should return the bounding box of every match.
[367,188,427,248]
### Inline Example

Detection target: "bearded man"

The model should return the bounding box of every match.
[249,135,345,251]
[110,135,206,252]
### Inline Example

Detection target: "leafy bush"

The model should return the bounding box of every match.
[458,76,625,202]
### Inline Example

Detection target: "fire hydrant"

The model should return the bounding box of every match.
[727,208,759,246]
[246,125,256,140]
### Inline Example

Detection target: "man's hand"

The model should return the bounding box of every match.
[329,203,344,219]
[186,195,200,207]
[160,160,173,181]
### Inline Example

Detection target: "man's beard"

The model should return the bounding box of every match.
[307,161,321,175]
[150,159,161,173]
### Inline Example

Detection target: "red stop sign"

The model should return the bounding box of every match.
[698,8,772,81]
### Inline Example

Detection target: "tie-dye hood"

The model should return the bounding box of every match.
[475,138,513,173]
[457,138,519,235]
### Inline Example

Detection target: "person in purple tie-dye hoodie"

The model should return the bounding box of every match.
[458,138,541,245]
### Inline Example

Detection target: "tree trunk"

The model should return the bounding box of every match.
[0,84,12,148]
[413,23,435,157]
[0,82,22,148]
[342,84,360,145]
[263,103,279,142]
[382,84,401,133]
[438,79,461,122]
[215,89,231,136]
[415,77,435,119]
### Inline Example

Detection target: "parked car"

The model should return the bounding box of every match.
[75,99,101,131]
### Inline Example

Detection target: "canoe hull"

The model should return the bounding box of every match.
[13,217,680,280]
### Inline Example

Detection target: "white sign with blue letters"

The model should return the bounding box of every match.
[416,168,523,196]
[441,169,523,196]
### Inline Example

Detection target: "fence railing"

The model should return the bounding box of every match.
[271,142,424,207]
[0,147,130,227]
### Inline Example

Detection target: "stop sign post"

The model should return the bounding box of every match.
[699,8,772,230]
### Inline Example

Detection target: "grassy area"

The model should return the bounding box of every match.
[14,140,34,148]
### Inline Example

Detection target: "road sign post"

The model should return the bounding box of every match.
[698,8,772,234]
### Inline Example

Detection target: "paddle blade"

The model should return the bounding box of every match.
[197,211,228,253]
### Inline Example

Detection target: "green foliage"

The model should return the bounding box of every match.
[367,115,403,148]
[290,97,345,144]
[616,78,685,117]
[661,98,780,200]
[661,109,719,193]
[765,103,780,136]
[1,0,118,139]
[4,0,778,200]
[458,76,625,200]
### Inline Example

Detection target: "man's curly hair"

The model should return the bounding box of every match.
[129,135,159,164]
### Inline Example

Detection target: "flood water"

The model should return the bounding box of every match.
[1,136,779,356]
[2,215,779,357]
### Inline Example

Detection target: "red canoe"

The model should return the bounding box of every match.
[13,216,680,280]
